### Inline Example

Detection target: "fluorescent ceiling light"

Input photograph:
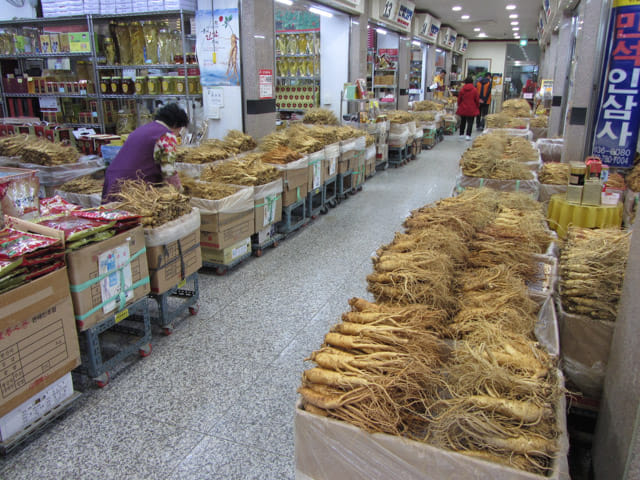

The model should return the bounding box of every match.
[452,6,462,11]
[506,4,516,10]
[436,48,442,52]
[412,40,421,46]
[511,21,519,25]
[512,26,519,31]
[254,35,265,39]
[461,15,470,20]
[478,33,488,38]
[376,28,387,35]
[509,14,518,19]
[275,0,292,5]
[309,6,332,17]
[473,27,481,32]
[352,20,359,25]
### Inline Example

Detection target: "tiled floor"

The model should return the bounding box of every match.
[0,135,471,479]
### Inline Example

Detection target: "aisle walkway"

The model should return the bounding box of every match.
[0,136,469,479]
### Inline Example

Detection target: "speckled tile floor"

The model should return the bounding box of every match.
[0,135,471,480]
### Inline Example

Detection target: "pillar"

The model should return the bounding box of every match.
[240,0,276,139]
[397,36,410,110]
[349,11,368,81]
[592,212,640,479]
[562,0,610,163]
[549,13,575,138]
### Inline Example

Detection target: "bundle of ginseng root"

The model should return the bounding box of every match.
[426,327,561,476]
[299,298,449,436]
[560,227,630,321]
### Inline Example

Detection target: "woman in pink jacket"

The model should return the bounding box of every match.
[456,76,480,140]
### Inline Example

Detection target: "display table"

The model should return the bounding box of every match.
[547,193,623,238]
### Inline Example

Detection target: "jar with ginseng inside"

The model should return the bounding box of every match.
[176,77,186,94]
[110,76,122,94]
[134,76,147,95]
[147,75,161,94]
[187,76,199,95]
[121,77,134,95]
[100,76,111,94]
[104,37,116,65]
[161,75,177,94]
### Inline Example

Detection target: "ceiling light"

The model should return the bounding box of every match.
[309,6,333,17]
[511,21,519,25]
[512,26,519,31]
[452,6,462,11]
[478,33,488,38]
[352,20,359,25]
[376,28,387,35]
[275,0,292,5]
[506,4,516,10]
[509,14,518,19]
[436,48,442,52]
[473,27,481,32]
[253,35,265,39]
[461,15,470,20]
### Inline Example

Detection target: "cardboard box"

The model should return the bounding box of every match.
[146,228,202,295]
[281,166,308,207]
[201,237,251,265]
[295,384,569,479]
[200,209,254,250]
[0,268,80,418]
[0,372,73,441]
[338,151,354,174]
[581,181,601,206]
[66,226,150,331]
[566,185,583,204]
[254,191,283,232]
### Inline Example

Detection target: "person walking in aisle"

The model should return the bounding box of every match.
[476,72,492,130]
[432,69,446,99]
[102,103,189,202]
[456,76,480,140]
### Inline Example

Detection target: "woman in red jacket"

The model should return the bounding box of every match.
[456,76,480,140]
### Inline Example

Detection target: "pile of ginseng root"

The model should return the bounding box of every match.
[299,188,563,476]
[560,227,630,322]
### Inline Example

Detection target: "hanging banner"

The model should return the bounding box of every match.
[395,1,415,29]
[427,17,441,43]
[593,0,640,168]
[196,8,241,86]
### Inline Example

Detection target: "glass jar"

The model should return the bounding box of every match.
[100,76,111,94]
[187,53,197,64]
[134,76,147,95]
[110,76,122,94]
[121,77,134,95]
[104,37,116,65]
[147,75,161,94]
[176,77,186,94]
[174,53,184,64]
[161,75,177,94]
[187,76,199,95]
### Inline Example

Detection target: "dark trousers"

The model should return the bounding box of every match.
[477,103,489,128]
[459,116,474,136]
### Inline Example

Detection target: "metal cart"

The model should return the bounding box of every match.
[148,272,199,335]
[278,198,307,234]
[75,297,152,388]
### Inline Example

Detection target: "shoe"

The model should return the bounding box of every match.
[459,134,465,138]
[465,135,471,140]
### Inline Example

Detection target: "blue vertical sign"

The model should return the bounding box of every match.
[593,0,640,168]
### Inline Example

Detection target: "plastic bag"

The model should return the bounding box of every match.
[0,228,60,259]
[36,215,115,242]
[40,195,81,216]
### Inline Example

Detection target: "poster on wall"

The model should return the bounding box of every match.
[196,8,241,86]
[592,0,640,168]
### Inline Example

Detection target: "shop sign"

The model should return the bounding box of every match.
[418,13,431,37]
[593,0,640,168]
[395,1,415,29]
[456,36,468,53]
[427,17,441,42]
[380,0,398,21]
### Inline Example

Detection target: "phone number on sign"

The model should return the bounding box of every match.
[592,145,632,165]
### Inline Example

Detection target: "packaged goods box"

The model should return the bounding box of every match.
[269,156,308,207]
[0,267,80,418]
[254,179,283,233]
[0,372,73,441]
[201,237,251,265]
[324,143,340,180]
[11,216,150,332]
[144,208,202,295]
[0,167,40,219]
[192,187,254,250]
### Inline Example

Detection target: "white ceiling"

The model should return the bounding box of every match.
[414,0,540,42]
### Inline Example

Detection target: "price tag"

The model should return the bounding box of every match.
[178,279,186,288]
[523,93,534,99]
[122,68,136,79]
[115,308,129,324]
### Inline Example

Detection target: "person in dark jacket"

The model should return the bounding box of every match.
[476,72,492,129]
[456,76,480,140]
[102,103,189,203]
